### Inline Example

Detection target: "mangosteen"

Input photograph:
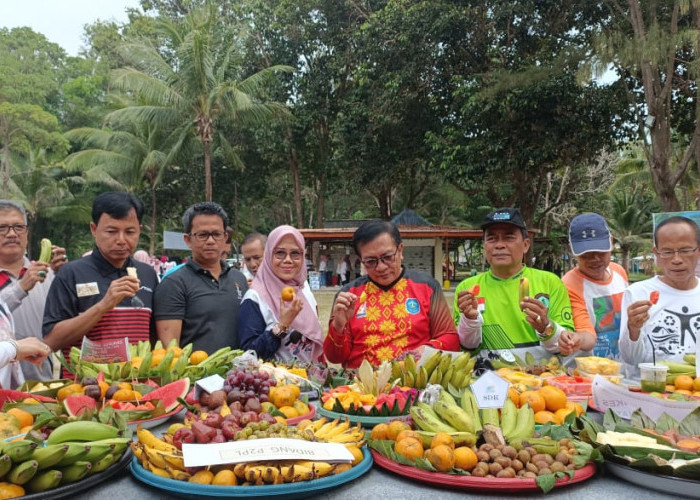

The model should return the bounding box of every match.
[81,376,98,387]
[84,384,102,401]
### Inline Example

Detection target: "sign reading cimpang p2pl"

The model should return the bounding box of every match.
[182,438,354,467]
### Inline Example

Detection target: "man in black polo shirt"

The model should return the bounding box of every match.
[43,192,158,367]
[154,202,247,352]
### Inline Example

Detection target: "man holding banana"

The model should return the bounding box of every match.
[0,200,67,380]
[452,208,577,356]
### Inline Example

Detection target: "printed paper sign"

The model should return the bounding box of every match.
[182,438,354,467]
[471,371,509,409]
[592,375,698,421]
[80,337,130,363]
[194,374,225,399]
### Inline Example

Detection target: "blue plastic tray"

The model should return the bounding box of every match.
[130,446,373,499]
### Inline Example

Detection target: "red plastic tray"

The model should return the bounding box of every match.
[286,403,316,425]
[370,450,597,492]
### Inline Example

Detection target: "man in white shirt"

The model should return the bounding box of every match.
[620,216,700,374]
[241,233,266,285]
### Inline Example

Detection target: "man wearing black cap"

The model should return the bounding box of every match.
[562,213,627,359]
[452,208,575,355]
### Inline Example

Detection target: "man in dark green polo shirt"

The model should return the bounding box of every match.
[154,202,248,352]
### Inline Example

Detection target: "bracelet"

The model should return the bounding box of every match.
[272,323,289,338]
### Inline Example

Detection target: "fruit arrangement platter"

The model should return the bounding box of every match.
[55,340,242,384]
[369,386,599,493]
[319,360,418,420]
[0,404,131,497]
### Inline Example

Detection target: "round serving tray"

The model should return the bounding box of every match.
[605,461,700,498]
[316,406,412,428]
[128,405,183,430]
[371,450,596,493]
[130,446,373,499]
[21,447,132,500]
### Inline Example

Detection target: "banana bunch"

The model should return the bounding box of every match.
[0,421,129,495]
[133,425,358,484]
[395,351,476,390]
[410,390,478,444]
[661,355,696,384]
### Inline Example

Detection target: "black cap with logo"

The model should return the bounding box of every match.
[481,208,527,231]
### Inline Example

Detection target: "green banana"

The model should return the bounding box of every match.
[46,421,120,445]
[89,453,116,474]
[31,444,69,470]
[38,238,53,263]
[438,354,452,374]
[660,361,695,374]
[441,366,454,388]
[525,352,536,367]
[55,444,91,467]
[391,361,402,381]
[433,400,475,433]
[26,469,62,493]
[3,440,38,463]
[404,354,417,379]
[409,406,458,433]
[416,366,428,389]
[7,459,38,485]
[683,354,696,366]
[421,351,443,379]
[59,461,91,484]
[508,404,535,441]
[415,430,476,448]
[480,408,500,427]
[428,366,442,385]
[82,444,115,463]
[403,370,415,388]
[452,352,471,371]
[438,389,457,407]
[88,437,130,455]
[500,398,518,438]
[460,389,482,432]
[450,369,465,388]
[464,357,477,375]
[0,454,12,478]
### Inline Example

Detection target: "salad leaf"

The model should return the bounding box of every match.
[630,409,656,431]
[679,407,700,437]
[654,413,680,434]
[603,409,623,430]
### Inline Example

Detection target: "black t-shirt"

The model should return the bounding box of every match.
[153,259,248,352]
[42,247,158,362]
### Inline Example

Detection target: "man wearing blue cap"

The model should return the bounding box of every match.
[562,213,627,359]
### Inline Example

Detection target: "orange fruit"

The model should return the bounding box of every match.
[98,380,110,399]
[212,469,237,486]
[453,446,478,471]
[518,391,546,413]
[269,385,296,408]
[431,432,455,450]
[56,383,84,402]
[554,407,574,424]
[565,401,585,417]
[426,444,455,472]
[539,385,567,412]
[507,387,520,406]
[281,286,295,301]
[396,430,421,443]
[534,410,557,425]
[386,420,411,441]
[189,350,208,365]
[394,437,423,460]
[665,384,676,392]
[370,423,389,440]
[6,409,33,429]
[675,389,692,395]
[117,382,133,391]
[277,406,299,419]
[675,375,694,391]
[692,378,700,392]
[168,345,183,357]
[287,384,301,399]
[112,389,142,401]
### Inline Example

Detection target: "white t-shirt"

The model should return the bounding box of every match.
[620,276,700,375]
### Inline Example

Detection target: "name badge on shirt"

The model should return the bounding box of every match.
[76,282,99,297]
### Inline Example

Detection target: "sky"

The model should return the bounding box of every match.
[0,0,141,56]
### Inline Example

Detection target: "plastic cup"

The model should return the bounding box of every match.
[638,363,668,393]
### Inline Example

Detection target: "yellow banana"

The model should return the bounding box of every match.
[233,463,247,480]
[333,463,352,474]
[146,460,172,478]
[137,426,177,453]
[311,461,334,478]
[291,464,313,482]
[244,465,265,483]
[164,464,190,481]
[314,419,340,439]
[310,418,328,432]
[280,465,294,482]
[519,277,530,301]
[261,465,279,484]
[155,450,185,471]
[144,446,169,469]
[321,419,350,439]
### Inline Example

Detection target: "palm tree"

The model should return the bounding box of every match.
[607,191,656,272]
[64,124,174,255]
[106,3,292,201]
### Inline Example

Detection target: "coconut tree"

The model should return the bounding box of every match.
[107,3,292,201]
[64,123,174,255]
[606,191,656,272]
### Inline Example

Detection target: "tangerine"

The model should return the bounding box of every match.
[212,469,236,486]
[426,444,455,472]
[675,375,694,391]
[534,410,557,425]
[431,432,455,450]
[396,430,421,443]
[56,383,84,402]
[518,391,546,413]
[554,407,574,424]
[539,385,567,412]
[386,420,411,441]
[565,401,585,417]
[6,409,33,429]
[281,286,295,302]
[453,446,478,471]
[277,406,300,419]
[269,385,297,408]
[394,437,423,461]
[507,387,520,406]
[370,423,389,440]
[189,350,208,365]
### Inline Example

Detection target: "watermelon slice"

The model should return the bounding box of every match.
[140,378,190,413]
[63,395,97,417]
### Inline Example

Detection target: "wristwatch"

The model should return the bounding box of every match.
[271,323,289,338]
[537,320,556,341]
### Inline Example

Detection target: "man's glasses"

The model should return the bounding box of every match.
[273,250,303,261]
[0,224,28,236]
[189,231,226,242]
[362,248,399,270]
[656,247,699,259]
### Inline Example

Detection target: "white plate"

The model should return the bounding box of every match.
[605,461,700,498]
[127,405,183,430]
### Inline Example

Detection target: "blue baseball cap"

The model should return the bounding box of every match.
[569,213,612,256]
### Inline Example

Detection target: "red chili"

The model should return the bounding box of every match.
[470,284,480,296]
[650,291,660,304]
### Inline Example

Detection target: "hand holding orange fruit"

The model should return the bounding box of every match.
[281,286,295,301]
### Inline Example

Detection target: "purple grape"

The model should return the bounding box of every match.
[260,386,270,395]
[259,393,269,403]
